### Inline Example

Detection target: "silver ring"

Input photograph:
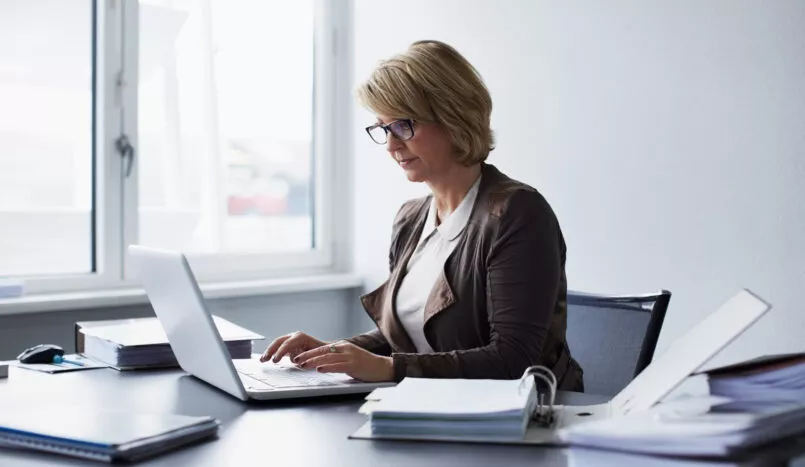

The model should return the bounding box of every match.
[328,344,338,353]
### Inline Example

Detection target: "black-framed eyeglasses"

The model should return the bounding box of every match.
[365,119,415,145]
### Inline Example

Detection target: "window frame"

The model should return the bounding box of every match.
[15,0,343,295]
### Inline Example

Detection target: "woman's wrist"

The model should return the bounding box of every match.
[381,356,394,381]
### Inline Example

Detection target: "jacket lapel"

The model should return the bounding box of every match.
[359,200,430,353]
[423,270,456,325]
[422,165,503,327]
[383,238,420,352]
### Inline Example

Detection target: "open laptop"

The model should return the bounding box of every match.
[351,288,772,443]
[129,245,395,401]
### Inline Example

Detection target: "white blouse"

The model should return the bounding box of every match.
[395,175,482,353]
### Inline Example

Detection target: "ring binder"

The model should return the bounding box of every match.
[519,366,557,427]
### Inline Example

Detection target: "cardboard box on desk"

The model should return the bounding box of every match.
[75,316,264,370]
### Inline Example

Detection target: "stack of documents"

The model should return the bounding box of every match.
[704,353,805,402]
[361,377,537,440]
[559,395,805,457]
[0,403,219,463]
[77,316,263,370]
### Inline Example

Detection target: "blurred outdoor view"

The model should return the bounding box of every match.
[0,0,93,277]
[138,0,315,255]
[0,0,315,278]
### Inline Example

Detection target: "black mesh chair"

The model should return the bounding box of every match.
[566,289,670,397]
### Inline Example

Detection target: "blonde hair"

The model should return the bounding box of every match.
[356,40,495,165]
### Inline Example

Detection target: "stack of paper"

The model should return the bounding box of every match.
[78,316,263,370]
[559,396,805,457]
[364,377,537,440]
[705,353,805,402]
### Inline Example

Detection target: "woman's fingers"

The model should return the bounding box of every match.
[298,353,349,370]
[294,341,344,365]
[315,363,352,374]
[271,333,307,363]
[259,335,289,362]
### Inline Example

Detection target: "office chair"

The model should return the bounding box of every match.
[565,289,670,397]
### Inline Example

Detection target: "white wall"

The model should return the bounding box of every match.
[350,0,805,366]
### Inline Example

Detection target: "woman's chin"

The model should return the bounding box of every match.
[403,169,426,182]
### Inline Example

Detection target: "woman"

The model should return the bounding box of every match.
[261,40,584,391]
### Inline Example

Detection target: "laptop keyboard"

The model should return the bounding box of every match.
[237,364,343,388]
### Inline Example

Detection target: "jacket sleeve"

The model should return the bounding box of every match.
[390,190,561,380]
[345,328,391,356]
[345,201,415,356]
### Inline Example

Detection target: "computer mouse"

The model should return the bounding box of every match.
[17,344,65,364]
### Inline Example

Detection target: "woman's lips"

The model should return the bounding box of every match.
[398,157,417,168]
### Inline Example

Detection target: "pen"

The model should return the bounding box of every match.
[52,355,85,367]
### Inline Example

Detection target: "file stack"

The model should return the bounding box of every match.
[706,353,805,403]
[362,377,537,441]
[560,396,805,457]
[560,353,805,458]
[76,315,263,370]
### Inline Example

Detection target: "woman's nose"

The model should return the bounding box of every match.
[386,132,404,152]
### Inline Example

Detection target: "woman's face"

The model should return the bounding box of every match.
[377,116,456,183]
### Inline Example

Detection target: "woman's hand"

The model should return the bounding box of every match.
[260,332,327,364]
[294,341,394,382]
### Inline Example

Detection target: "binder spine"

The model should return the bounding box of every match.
[0,434,112,463]
[519,365,557,427]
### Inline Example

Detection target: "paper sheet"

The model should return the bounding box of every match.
[13,354,109,374]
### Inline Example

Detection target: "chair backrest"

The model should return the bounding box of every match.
[565,289,670,397]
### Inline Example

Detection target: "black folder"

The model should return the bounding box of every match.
[0,404,219,463]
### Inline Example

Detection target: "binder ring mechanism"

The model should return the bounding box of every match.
[518,365,557,427]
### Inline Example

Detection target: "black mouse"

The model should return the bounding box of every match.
[17,344,65,364]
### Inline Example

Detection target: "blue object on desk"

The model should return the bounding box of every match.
[51,354,84,367]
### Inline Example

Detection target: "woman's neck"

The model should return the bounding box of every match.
[427,163,482,223]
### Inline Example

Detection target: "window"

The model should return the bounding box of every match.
[0,0,339,294]
[0,0,94,278]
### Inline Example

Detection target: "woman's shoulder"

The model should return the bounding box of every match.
[392,195,430,229]
[480,164,555,220]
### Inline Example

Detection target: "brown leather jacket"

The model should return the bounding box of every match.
[348,163,584,391]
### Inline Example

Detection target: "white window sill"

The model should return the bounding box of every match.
[0,273,364,316]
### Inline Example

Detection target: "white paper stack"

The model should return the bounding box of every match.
[78,316,263,370]
[706,353,805,402]
[365,377,537,440]
[0,280,24,299]
[560,396,805,457]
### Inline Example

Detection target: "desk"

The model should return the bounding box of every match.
[0,367,803,467]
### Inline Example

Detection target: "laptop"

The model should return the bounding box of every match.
[350,288,773,443]
[129,245,395,401]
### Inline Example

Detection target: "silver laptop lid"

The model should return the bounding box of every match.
[610,289,771,415]
[129,245,249,401]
